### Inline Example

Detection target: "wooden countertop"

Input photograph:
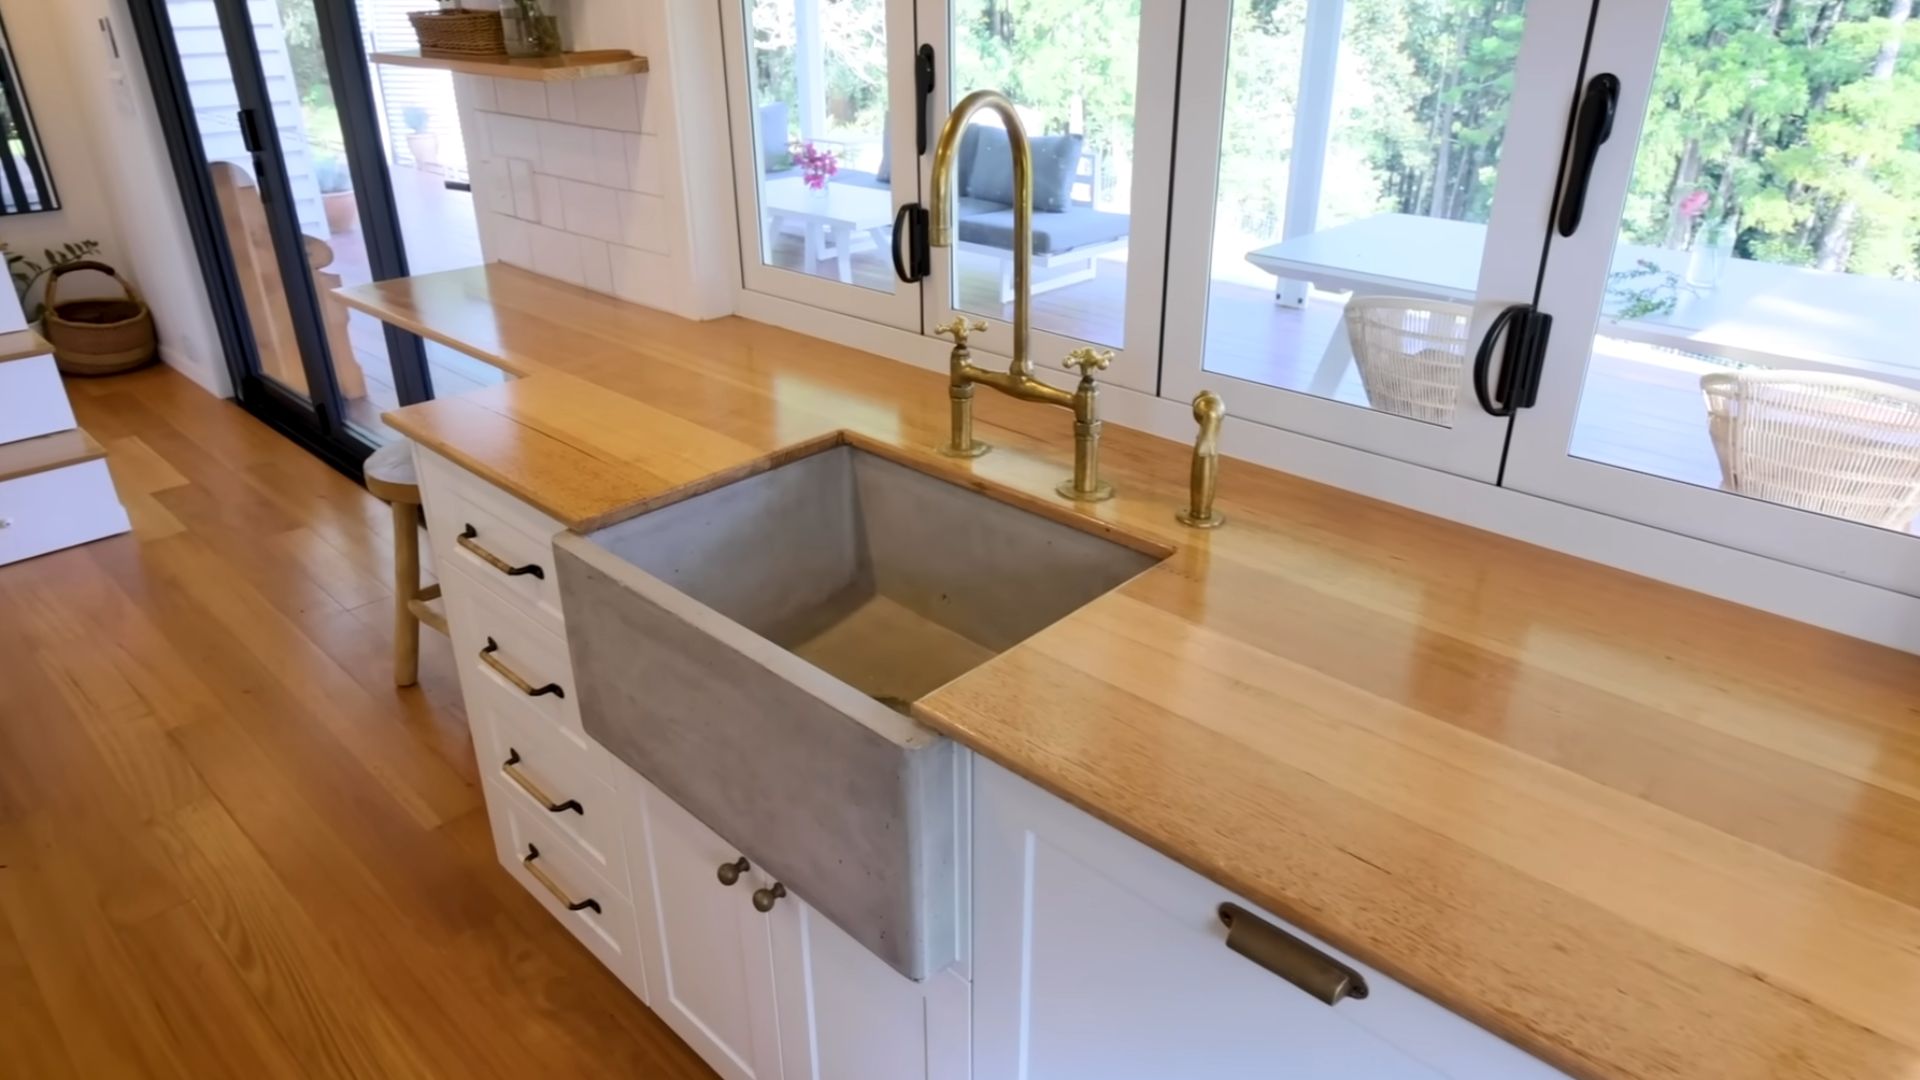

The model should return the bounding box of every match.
[341,264,1920,1080]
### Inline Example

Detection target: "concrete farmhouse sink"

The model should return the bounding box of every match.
[553,434,1165,978]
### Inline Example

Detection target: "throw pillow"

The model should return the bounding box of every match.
[964,128,1086,212]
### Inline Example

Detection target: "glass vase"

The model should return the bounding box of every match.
[500,0,562,57]
[1685,219,1735,290]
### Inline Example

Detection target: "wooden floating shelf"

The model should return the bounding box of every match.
[372,49,648,81]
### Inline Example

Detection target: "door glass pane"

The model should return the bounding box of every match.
[167,1,317,408]
[1569,0,1920,536]
[949,0,1140,348]
[745,0,896,291]
[261,0,399,442]
[1200,0,1529,427]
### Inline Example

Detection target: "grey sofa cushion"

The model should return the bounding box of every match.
[759,102,791,172]
[956,205,1130,256]
[964,128,1084,212]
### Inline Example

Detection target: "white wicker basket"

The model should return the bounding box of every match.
[1342,296,1475,424]
[1701,369,1920,529]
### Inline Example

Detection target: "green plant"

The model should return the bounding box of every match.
[1605,258,1681,320]
[403,105,432,133]
[5,239,102,323]
[314,154,352,194]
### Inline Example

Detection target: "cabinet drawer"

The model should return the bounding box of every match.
[471,674,626,890]
[445,570,583,737]
[485,778,643,990]
[417,447,567,637]
[0,458,129,566]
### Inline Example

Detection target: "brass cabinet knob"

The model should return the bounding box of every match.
[716,857,750,887]
[1062,346,1115,378]
[752,882,787,913]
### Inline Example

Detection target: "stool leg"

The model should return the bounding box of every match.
[392,498,422,687]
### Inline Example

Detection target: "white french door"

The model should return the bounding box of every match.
[1158,0,1595,481]
[719,0,925,329]
[1505,0,1920,594]
[913,0,1180,394]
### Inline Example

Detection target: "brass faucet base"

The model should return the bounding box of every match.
[1175,508,1225,529]
[937,441,991,459]
[1056,479,1115,503]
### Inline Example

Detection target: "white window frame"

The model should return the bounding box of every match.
[1504,0,1920,597]
[718,0,926,331]
[1157,0,1595,481]
[913,0,1180,396]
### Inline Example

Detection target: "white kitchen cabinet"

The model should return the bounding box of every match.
[620,765,787,1080]
[972,759,1568,1080]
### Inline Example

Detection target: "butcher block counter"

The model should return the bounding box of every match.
[340,263,1920,1080]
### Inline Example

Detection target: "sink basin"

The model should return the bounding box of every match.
[553,435,1165,978]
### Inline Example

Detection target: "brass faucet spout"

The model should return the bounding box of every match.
[929,90,1033,375]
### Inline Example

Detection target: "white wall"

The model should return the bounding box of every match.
[455,0,737,319]
[0,0,231,396]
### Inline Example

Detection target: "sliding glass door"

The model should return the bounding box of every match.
[1506,0,1920,591]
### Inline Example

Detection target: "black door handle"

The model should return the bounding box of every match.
[892,202,929,283]
[915,45,936,155]
[1473,304,1553,417]
[1556,73,1619,237]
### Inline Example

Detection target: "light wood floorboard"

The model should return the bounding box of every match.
[0,365,716,1080]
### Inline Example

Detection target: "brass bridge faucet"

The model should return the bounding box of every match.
[928,89,1117,503]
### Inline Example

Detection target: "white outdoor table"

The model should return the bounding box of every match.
[1247,213,1920,395]
[762,176,894,284]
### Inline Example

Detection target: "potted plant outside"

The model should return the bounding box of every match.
[315,154,358,234]
[403,106,441,172]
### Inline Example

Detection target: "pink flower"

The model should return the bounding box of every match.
[1677,190,1710,218]
[791,141,839,190]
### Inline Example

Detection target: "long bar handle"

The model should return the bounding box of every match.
[502,749,583,815]
[480,638,565,698]
[457,524,545,579]
[522,844,601,913]
[1219,903,1368,1005]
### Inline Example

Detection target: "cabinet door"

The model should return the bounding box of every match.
[621,768,785,1080]
[769,898,970,1080]
[973,761,1565,1080]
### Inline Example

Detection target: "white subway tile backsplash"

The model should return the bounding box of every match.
[609,243,675,307]
[624,132,665,194]
[637,74,659,135]
[537,121,597,181]
[560,179,621,237]
[546,81,577,124]
[454,72,496,112]
[534,173,566,229]
[617,191,672,254]
[484,211,534,268]
[591,129,629,189]
[488,113,541,161]
[529,223,585,285]
[577,236,614,294]
[475,157,514,215]
[508,159,538,219]
[493,77,549,119]
[574,75,642,132]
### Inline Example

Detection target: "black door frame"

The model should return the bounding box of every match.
[121,0,432,478]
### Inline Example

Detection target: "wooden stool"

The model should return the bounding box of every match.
[364,438,447,686]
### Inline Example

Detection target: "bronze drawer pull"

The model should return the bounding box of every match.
[458,524,544,579]
[752,882,787,913]
[717,857,751,886]
[1219,903,1368,1005]
[502,749,583,815]
[522,844,600,914]
[480,638,565,698]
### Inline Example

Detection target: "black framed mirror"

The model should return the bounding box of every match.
[0,13,57,215]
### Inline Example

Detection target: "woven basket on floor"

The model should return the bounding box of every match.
[408,7,507,56]
[43,261,157,377]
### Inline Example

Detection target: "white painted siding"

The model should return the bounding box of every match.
[358,0,470,182]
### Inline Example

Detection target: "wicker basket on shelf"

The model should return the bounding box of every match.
[42,261,156,377]
[407,6,507,57]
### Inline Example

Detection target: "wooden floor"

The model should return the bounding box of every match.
[0,366,715,1080]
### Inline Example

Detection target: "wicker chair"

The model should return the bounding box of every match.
[1342,297,1475,424]
[1701,370,1920,529]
